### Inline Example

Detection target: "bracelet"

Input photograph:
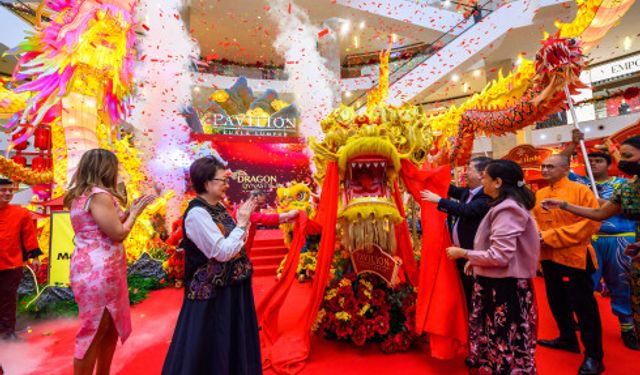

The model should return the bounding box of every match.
[560,201,568,210]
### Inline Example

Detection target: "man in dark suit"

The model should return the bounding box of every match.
[421,156,492,310]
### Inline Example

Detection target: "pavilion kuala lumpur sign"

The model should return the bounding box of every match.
[195,76,301,137]
[211,113,297,129]
[351,244,403,286]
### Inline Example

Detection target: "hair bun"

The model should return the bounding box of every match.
[517,180,525,187]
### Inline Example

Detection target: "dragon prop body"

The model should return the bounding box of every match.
[2,0,137,184]
[446,36,586,165]
[437,0,636,166]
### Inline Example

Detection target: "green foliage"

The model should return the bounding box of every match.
[17,274,167,320]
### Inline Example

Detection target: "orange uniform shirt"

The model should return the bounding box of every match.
[0,205,41,270]
[532,177,601,270]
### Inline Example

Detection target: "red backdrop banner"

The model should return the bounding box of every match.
[191,134,313,203]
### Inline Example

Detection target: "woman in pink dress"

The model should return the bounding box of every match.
[64,149,154,375]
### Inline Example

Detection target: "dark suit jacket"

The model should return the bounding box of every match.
[437,185,492,250]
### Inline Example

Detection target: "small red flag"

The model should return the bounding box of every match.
[317,28,329,39]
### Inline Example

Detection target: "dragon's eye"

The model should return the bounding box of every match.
[296,192,306,201]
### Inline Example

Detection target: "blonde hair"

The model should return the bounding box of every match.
[63,149,126,208]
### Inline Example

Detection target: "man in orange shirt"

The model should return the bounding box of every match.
[532,155,604,375]
[0,177,42,340]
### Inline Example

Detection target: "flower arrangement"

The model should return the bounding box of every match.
[276,234,321,281]
[313,272,418,353]
[162,246,185,286]
[276,251,318,281]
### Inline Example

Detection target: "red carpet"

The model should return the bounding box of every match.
[250,229,288,277]
[1,276,638,374]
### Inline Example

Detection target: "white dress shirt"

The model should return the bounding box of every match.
[184,206,247,262]
[451,185,483,246]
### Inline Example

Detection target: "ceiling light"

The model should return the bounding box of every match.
[584,127,591,132]
[623,36,632,51]
[354,36,359,49]
[340,20,351,36]
[391,33,398,43]
[359,21,365,29]
[462,82,469,93]
[451,74,460,82]
[515,54,523,66]
[540,134,547,140]
[473,69,482,77]
[443,0,452,8]
[345,91,352,98]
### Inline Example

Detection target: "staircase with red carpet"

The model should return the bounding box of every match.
[250,229,287,277]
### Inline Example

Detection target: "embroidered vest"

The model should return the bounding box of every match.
[181,198,252,300]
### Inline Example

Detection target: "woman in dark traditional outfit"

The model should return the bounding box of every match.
[162,156,261,375]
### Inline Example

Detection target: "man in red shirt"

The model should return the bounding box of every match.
[0,177,42,340]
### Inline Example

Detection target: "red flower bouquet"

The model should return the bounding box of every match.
[313,272,418,353]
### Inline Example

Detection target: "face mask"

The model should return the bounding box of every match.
[617,160,640,176]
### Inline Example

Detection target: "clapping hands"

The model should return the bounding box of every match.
[236,198,258,228]
[130,195,157,218]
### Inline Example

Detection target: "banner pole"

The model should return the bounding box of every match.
[564,84,599,198]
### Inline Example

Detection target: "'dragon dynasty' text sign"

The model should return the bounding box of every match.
[191,134,313,204]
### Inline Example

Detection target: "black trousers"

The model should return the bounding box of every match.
[0,267,23,336]
[456,258,474,312]
[541,258,603,360]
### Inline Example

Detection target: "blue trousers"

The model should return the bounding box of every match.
[591,234,636,325]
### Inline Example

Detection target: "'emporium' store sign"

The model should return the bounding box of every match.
[590,53,640,83]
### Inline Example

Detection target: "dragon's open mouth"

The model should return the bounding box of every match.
[345,156,390,203]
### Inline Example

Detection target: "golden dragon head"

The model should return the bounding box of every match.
[309,50,435,255]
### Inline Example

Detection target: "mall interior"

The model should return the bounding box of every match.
[1,1,640,374]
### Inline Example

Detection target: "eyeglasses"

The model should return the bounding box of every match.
[0,188,14,193]
[212,178,230,184]
[540,164,558,170]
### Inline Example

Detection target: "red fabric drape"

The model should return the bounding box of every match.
[391,179,419,286]
[258,161,340,374]
[400,159,468,359]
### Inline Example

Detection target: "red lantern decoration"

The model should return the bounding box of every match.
[31,156,47,171]
[623,86,640,101]
[34,127,51,151]
[11,154,27,167]
[11,128,29,151]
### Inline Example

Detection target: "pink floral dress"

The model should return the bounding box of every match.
[69,187,131,359]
